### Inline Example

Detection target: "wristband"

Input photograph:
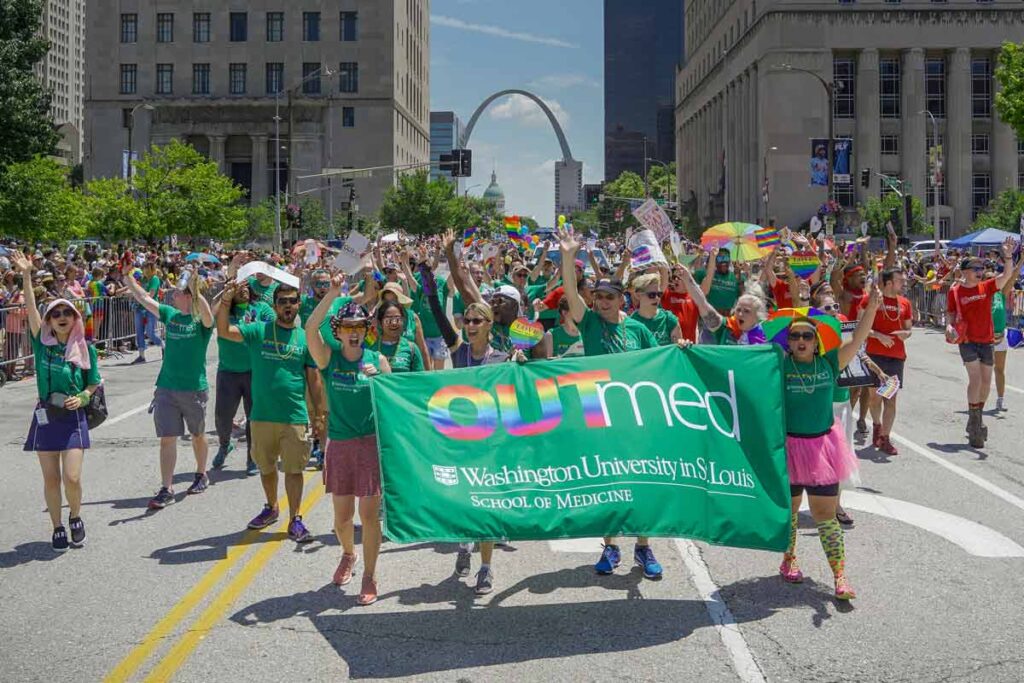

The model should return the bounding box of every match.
[77,391,91,406]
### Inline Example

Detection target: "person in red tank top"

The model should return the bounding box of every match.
[865,269,913,455]
[662,265,699,342]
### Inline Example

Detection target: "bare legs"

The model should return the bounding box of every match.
[333,494,381,579]
[159,434,208,489]
[37,450,84,529]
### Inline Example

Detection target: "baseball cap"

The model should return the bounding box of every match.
[593,278,624,295]
[492,284,521,301]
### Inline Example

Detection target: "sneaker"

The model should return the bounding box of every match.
[245,457,259,476]
[855,418,868,436]
[131,355,147,365]
[834,573,857,600]
[247,504,279,530]
[871,423,883,448]
[455,549,472,577]
[333,553,359,586]
[996,397,1006,412]
[357,576,378,606]
[52,526,69,552]
[148,487,175,510]
[186,472,209,495]
[308,445,324,471]
[474,567,494,595]
[211,444,233,470]
[288,515,313,543]
[634,544,663,579]
[779,556,804,583]
[594,544,621,575]
[69,517,86,547]
[879,436,898,456]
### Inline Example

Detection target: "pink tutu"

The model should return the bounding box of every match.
[785,419,859,486]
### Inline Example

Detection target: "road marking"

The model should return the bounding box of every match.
[675,540,766,683]
[890,431,1024,514]
[95,402,150,430]
[1005,385,1024,395]
[103,472,317,682]
[142,483,327,683]
[803,491,1024,557]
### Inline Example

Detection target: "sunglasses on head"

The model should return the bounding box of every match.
[790,331,816,342]
[464,317,489,326]
[644,291,663,299]
[48,308,75,320]
[276,297,299,306]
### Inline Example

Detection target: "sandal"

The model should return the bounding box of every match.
[836,508,854,526]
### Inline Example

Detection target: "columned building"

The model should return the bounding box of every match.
[84,1,430,217]
[676,0,1024,237]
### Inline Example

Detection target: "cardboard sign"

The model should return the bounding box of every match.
[627,228,668,268]
[303,239,320,265]
[632,198,675,243]
[510,318,544,350]
[333,230,371,274]
[236,261,300,289]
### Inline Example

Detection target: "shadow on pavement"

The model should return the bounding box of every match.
[927,442,987,459]
[0,541,64,569]
[149,529,291,564]
[854,446,896,464]
[717,574,853,629]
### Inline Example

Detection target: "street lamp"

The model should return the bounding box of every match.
[126,103,154,181]
[763,146,778,221]
[645,157,675,211]
[919,109,940,239]
[464,183,482,198]
[774,65,838,205]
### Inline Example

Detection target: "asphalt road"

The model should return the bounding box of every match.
[1,329,1023,682]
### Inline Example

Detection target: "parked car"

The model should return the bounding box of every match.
[907,240,950,256]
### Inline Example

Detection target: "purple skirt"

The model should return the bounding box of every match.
[24,403,90,452]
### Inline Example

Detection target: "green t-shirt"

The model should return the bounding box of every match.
[834,383,851,404]
[452,291,465,319]
[784,350,839,436]
[218,301,276,373]
[525,283,548,322]
[412,273,448,338]
[549,325,583,358]
[695,269,741,313]
[31,332,101,402]
[299,293,326,324]
[322,348,382,440]
[156,304,213,391]
[239,321,316,424]
[145,275,161,297]
[631,308,676,347]
[992,292,1007,335]
[403,309,418,342]
[578,308,658,356]
[375,336,424,373]
[490,322,514,354]
[248,278,279,307]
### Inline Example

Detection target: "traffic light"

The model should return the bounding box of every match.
[456,149,472,177]
[439,153,455,174]
[860,168,870,188]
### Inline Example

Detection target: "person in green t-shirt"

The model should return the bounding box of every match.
[123,264,215,511]
[677,265,767,346]
[990,256,1022,412]
[210,283,276,473]
[776,287,880,602]
[542,297,583,358]
[377,282,429,365]
[299,269,332,324]
[217,280,325,545]
[306,282,392,606]
[628,272,681,346]
[132,262,164,364]
[370,300,424,372]
[409,269,449,371]
[11,251,101,551]
[695,249,744,315]
[248,273,279,307]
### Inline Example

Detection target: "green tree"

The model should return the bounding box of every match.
[449,194,502,235]
[243,198,278,243]
[0,0,60,167]
[0,156,87,240]
[378,170,458,236]
[973,189,1024,231]
[82,176,143,242]
[995,42,1024,140]
[857,193,931,236]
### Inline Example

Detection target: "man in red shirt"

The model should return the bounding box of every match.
[662,265,698,342]
[866,269,912,455]
[947,239,1017,447]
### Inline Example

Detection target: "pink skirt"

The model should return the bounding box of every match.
[785,419,859,486]
[324,435,381,497]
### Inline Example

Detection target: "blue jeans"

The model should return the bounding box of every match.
[134,308,163,353]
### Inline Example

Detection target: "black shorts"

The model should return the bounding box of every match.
[958,342,995,366]
[790,483,840,497]
[868,354,905,389]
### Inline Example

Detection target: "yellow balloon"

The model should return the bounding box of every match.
[558,215,566,226]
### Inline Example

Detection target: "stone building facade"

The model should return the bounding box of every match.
[676,0,1024,236]
[84,1,429,218]
[37,0,87,164]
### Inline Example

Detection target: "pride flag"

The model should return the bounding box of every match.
[755,227,780,250]
[505,216,525,246]
[463,227,477,249]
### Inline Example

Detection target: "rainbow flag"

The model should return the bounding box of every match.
[463,227,477,249]
[755,227,780,250]
[505,216,524,245]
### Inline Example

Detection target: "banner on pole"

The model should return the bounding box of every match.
[372,346,791,550]
[632,198,675,244]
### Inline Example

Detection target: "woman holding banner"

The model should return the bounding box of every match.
[306,280,391,606]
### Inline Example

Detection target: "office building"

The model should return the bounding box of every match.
[555,159,583,219]
[84,1,430,219]
[676,0,1024,236]
[604,0,684,182]
[430,110,463,194]
[36,0,87,164]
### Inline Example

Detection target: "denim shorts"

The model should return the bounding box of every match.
[425,336,449,360]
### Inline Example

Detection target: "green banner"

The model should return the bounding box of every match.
[371,345,791,551]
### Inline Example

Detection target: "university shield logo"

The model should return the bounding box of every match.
[432,465,459,486]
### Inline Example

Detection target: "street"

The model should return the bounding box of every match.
[1,331,1023,682]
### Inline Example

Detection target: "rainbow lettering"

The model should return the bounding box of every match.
[496,378,563,437]
[427,385,497,441]
[556,370,612,428]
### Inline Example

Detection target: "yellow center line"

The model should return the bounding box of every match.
[104,472,318,683]
[142,482,328,683]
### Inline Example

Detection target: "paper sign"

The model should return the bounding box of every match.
[510,318,544,350]
[627,228,668,268]
[236,261,300,289]
[586,238,597,253]
[304,239,320,265]
[482,244,500,261]
[876,375,901,399]
[670,231,682,258]
[632,199,675,243]
[333,230,371,274]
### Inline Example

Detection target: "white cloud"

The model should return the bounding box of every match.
[528,74,601,91]
[488,94,570,129]
[431,15,579,49]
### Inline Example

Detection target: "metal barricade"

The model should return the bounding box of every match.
[0,302,33,383]
[907,281,949,329]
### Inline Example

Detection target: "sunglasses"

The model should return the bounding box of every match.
[382,316,403,323]
[313,281,330,288]
[820,304,839,312]
[464,317,489,326]
[514,272,528,278]
[339,322,366,330]
[968,266,985,272]
[789,331,816,342]
[276,297,300,306]
[48,308,75,320]
[643,291,663,300]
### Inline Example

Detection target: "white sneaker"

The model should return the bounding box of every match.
[996,397,1006,411]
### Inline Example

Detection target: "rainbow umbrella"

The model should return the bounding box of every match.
[700,222,764,262]
[762,307,843,355]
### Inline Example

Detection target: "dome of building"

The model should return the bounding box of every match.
[482,170,506,214]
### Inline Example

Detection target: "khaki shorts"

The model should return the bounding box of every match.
[249,421,308,475]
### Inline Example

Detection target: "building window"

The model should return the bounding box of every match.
[266,62,283,95]
[340,11,358,41]
[972,173,991,218]
[192,64,210,95]
[230,12,247,41]
[833,185,854,207]
[342,106,355,128]
[971,133,990,155]
[229,63,246,94]
[120,14,137,43]
[193,13,210,43]
[302,63,321,94]
[338,62,359,93]
[119,64,137,94]
[302,12,320,41]
[833,57,855,119]
[880,134,900,155]
[971,57,992,119]
[879,57,900,119]
[156,64,173,95]
[266,12,284,42]
[157,13,174,43]
[926,57,946,118]
[1018,173,1024,191]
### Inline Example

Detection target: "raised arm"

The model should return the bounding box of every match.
[678,264,723,332]
[442,228,483,305]
[400,248,419,294]
[557,226,586,324]
[882,231,897,271]
[529,242,549,282]
[839,285,882,370]
[995,238,1018,291]
[10,252,41,337]
[304,272,345,370]
[121,264,161,317]
[215,281,244,342]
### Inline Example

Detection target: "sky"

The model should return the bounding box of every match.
[429,0,604,226]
